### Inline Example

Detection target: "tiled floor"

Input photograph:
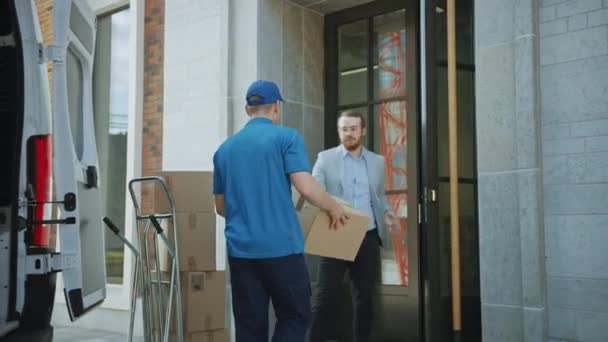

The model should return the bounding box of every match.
[53,326,143,342]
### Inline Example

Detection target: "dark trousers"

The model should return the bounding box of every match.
[309,230,381,342]
[229,253,312,342]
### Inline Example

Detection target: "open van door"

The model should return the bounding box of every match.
[51,0,106,320]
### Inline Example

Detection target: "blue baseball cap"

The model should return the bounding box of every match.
[246,80,284,106]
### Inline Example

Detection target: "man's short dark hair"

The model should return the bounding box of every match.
[339,110,366,128]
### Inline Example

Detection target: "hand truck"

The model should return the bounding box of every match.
[103,176,184,342]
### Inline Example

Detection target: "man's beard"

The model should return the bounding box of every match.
[343,138,362,151]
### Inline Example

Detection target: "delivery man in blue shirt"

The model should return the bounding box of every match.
[213,80,349,342]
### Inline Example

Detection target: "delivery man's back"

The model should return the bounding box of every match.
[212,80,313,342]
[213,117,309,258]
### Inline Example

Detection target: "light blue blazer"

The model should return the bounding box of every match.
[312,146,391,235]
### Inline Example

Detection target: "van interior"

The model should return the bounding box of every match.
[0,0,23,209]
[0,0,24,334]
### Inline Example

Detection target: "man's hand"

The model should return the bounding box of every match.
[384,211,400,234]
[214,194,226,217]
[329,202,349,230]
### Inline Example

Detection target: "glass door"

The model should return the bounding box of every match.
[325,1,420,340]
[421,0,481,341]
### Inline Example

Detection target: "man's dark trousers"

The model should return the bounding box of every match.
[229,253,312,342]
[309,230,381,342]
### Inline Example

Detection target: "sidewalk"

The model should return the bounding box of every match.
[53,326,143,342]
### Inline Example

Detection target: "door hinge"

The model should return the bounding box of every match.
[26,253,77,275]
[42,44,65,63]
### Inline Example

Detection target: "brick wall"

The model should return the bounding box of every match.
[141,0,165,213]
[540,1,608,341]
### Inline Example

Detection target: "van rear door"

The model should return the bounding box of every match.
[51,0,106,320]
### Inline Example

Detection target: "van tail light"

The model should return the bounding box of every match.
[27,135,53,247]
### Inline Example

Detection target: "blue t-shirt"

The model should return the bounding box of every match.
[212,117,311,258]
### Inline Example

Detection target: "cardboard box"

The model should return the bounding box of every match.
[152,271,226,333]
[164,330,227,342]
[154,171,215,213]
[193,330,227,342]
[158,212,216,272]
[292,187,371,261]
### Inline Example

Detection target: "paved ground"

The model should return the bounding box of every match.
[53,326,143,342]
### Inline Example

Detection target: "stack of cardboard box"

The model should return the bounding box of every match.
[154,171,226,342]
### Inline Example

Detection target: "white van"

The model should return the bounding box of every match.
[1,0,106,340]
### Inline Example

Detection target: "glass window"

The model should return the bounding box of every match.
[373,100,408,286]
[67,47,84,161]
[437,183,479,297]
[93,8,130,285]
[373,9,406,100]
[436,68,476,179]
[338,19,368,106]
[434,0,475,65]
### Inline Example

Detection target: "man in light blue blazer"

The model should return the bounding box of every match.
[308,111,397,342]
